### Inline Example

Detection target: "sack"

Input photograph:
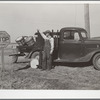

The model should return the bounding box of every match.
[30,58,39,69]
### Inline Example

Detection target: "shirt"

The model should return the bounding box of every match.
[40,32,54,54]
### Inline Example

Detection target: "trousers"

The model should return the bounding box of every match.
[38,50,42,69]
[41,40,52,70]
[42,50,52,70]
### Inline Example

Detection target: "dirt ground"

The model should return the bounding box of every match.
[0,48,100,90]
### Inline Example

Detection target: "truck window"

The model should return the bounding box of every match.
[81,31,87,38]
[63,31,71,39]
[74,32,80,40]
[63,31,80,41]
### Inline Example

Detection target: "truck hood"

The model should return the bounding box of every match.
[91,37,100,40]
[85,37,100,44]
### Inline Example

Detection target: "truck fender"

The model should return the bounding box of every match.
[76,50,100,62]
[90,50,100,62]
[83,50,100,62]
[28,50,40,59]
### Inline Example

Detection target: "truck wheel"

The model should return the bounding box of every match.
[31,51,39,60]
[12,48,18,63]
[93,53,100,70]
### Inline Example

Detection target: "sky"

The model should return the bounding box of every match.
[0,3,100,42]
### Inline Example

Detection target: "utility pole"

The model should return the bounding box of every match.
[84,4,90,38]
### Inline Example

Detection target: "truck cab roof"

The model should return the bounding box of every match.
[60,27,87,32]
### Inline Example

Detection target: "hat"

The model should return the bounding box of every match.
[43,30,52,37]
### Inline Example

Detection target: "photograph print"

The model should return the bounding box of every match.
[0,2,100,90]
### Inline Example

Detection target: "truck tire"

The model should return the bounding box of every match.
[93,53,100,70]
[12,48,18,63]
[31,51,39,60]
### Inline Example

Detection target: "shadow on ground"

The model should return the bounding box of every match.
[54,61,92,68]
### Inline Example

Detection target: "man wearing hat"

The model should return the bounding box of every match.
[39,30,54,70]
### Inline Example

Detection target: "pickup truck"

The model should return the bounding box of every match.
[12,27,100,70]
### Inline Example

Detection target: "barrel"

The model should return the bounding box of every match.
[25,36,34,46]
[16,36,26,46]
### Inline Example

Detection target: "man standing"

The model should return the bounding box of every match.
[39,30,54,70]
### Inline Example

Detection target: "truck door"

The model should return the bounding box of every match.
[59,30,84,62]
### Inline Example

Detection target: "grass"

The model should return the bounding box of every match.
[0,48,100,89]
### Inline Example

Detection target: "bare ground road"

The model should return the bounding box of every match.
[0,48,100,89]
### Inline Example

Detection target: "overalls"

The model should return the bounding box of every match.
[42,39,52,70]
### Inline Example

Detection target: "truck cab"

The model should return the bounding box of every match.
[53,27,100,70]
[55,27,88,62]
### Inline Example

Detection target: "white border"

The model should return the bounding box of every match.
[0,1,100,99]
[0,90,100,99]
[0,1,100,4]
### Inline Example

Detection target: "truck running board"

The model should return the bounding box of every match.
[54,59,67,62]
[54,59,72,63]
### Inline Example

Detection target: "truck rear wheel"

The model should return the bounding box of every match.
[31,51,39,60]
[93,53,100,70]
